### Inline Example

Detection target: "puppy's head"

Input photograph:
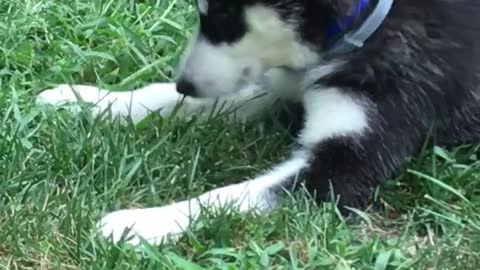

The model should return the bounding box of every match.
[175,0,326,98]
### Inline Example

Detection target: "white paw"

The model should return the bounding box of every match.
[97,203,192,246]
[36,83,183,123]
[36,84,103,106]
[36,84,107,116]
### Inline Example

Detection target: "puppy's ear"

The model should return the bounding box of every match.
[197,0,208,14]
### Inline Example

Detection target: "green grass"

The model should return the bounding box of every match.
[1,0,480,269]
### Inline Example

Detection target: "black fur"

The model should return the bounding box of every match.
[306,0,480,208]
[199,0,480,209]
[199,1,249,44]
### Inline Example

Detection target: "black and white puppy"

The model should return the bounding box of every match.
[37,0,480,245]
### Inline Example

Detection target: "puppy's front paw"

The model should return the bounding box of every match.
[97,204,191,246]
[36,84,103,106]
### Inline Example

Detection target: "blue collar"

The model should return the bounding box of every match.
[323,0,394,59]
[325,0,370,41]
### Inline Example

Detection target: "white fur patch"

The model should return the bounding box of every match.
[242,5,319,69]
[178,37,256,97]
[197,0,208,14]
[299,88,370,147]
[97,152,308,245]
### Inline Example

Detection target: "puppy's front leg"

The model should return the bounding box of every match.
[36,83,182,123]
[37,82,273,123]
[97,150,309,245]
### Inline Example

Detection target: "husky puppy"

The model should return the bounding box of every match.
[37,0,480,245]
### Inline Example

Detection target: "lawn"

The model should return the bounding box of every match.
[1,0,480,269]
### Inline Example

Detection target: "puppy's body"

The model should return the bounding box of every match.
[37,0,480,245]
[305,0,480,206]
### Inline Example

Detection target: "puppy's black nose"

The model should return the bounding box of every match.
[176,79,196,96]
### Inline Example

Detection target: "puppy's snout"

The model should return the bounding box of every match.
[176,78,197,97]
